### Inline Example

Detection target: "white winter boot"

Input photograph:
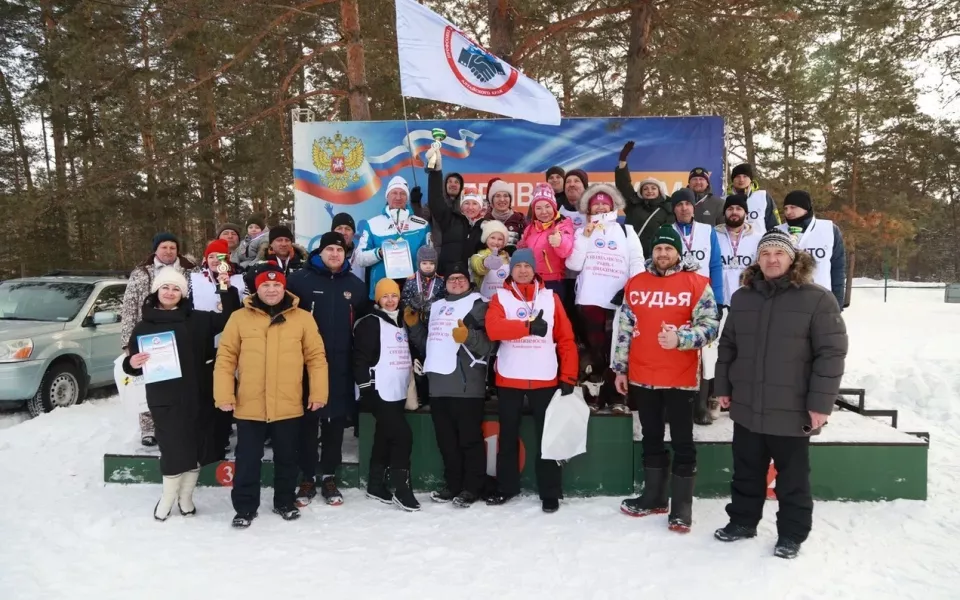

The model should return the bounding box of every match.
[178,469,200,516]
[155,474,182,521]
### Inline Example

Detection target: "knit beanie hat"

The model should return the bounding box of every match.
[245,213,266,230]
[480,219,509,244]
[670,188,696,211]
[531,183,557,211]
[446,262,471,281]
[385,176,409,198]
[317,231,346,253]
[783,190,814,214]
[730,163,755,181]
[151,266,188,294]
[689,167,710,182]
[269,226,294,244]
[588,191,615,210]
[757,229,797,262]
[459,192,484,212]
[254,262,287,290]
[216,223,242,238]
[152,232,179,252]
[488,179,512,202]
[417,245,438,265]
[565,169,589,189]
[509,248,537,273]
[204,239,229,259]
[374,278,401,303]
[331,213,356,232]
[723,194,749,213]
[651,225,683,255]
[546,166,566,180]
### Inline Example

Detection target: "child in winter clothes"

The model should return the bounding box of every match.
[353,278,420,511]
[401,246,446,318]
[517,183,575,300]
[469,220,511,301]
[236,213,270,271]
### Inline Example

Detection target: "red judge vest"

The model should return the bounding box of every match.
[625,269,709,388]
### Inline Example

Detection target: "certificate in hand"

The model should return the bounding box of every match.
[382,238,414,280]
[136,331,183,384]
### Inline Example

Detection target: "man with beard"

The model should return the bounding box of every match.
[688,167,725,226]
[331,213,365,282]
[614,142,675,256]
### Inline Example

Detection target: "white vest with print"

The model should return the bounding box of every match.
[778,218,834,291]
[424,293,484,375]
[495,286,557,381]
[373,316,412,402]
[190,272,245,312]
[559,206,586,230]
[746,190,769,232]
[575,218,629,309]
[674,221,713,280]
[480,256,509,301]
[715,226,762,305]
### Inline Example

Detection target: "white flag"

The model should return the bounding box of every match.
[395,0,561,126]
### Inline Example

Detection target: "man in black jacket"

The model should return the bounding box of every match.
[614,141,675,256]
[426,148,487,276]
[286,231,369,506]
[713,229,848,559]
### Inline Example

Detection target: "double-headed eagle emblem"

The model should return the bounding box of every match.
[312,133,364,191]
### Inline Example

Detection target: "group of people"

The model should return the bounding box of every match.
[117,141,849,559]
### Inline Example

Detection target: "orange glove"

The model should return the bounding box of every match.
[452,319,469,344]
[403,306,419,327]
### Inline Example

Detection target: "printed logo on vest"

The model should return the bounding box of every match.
[803,247,828,260]
[395,330,407,343]
[628,290,693,308]
[594,239,605,248]
[607,240,618,250]
[516,307,529,320]
[722,255,753,268]
[443,306,456,316]
[496,269,507,278]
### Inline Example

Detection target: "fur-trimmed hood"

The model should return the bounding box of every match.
[257,242,308,262]
[578,183,626,214]
[741,250,815,288]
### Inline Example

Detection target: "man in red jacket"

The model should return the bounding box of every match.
[485,248,579,513]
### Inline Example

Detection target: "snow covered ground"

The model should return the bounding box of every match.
[2,287,960,599]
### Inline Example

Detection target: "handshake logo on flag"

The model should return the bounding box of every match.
[458,46,506,83]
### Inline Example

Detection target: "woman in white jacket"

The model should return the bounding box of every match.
[566,183,644,413]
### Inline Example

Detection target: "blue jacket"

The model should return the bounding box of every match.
[676,221,725,305]
[355,201,432,299]
[286,252,370,419]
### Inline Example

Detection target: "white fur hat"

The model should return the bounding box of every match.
[460,192,484,211]
[487,179,512,201]
[480,219,509,243]
[151,267,188,294]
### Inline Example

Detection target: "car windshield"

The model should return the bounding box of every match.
[0,281,94,322]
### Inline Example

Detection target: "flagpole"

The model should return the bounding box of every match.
[401,95,419,187]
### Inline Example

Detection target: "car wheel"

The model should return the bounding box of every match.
[27,363,83,418]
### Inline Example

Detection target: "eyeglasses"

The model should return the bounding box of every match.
[447,276,468,283]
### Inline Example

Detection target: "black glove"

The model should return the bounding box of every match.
[528,309,548,337]
[410,186,423,205]
[619,141,635,162]
[560,382,575,396]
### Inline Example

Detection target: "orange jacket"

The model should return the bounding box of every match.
[485,277,578,389]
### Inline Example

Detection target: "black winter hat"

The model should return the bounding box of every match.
[730,163,755,181]
[565,169,589,188]
[269,225,294,244]
[689,167,710,182]
[152,232,179,252]
[331,213,356,232]
[216,223,242,238]
[245,212,266,230]
[446,262,472,282]
[317,231,346,252]
[670,188,696,211]
[546,166,566,180]
[783,190,814,214]
[723,194,749,213]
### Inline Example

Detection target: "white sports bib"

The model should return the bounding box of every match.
[715,226,762,305]
[746,190,769,232]
[479,257,509,301]
[778,218,834,291]
[495,286,557,381]
[372,317,412,402]
[423,293,483,375]
[575,217,629,309]
[674,222,713,280]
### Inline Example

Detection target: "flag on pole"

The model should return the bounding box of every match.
[395,0,562,126]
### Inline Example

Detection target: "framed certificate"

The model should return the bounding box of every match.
[136,331,183,384]
[382,238,414,280]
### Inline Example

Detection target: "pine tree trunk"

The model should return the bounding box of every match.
[41,1,68,191]
[621,0,654,116]
[488,0,516,60]
[0,68,33,192]
[342,0,371,120]
[736,77,756,166]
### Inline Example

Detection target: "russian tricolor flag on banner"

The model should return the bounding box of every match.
[395,0,562,126]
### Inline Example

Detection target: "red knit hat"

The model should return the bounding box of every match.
[254,262,287,290]
[531,183,557,211]
[204,239,230,259]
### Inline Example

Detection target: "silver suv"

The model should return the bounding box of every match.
[0,273,128,416]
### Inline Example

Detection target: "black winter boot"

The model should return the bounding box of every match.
[774,538,802,559]
[714,523,758,543]
[694,387,712,425]
[667,473,695,533]
[390,468,421,512]
[621,467,669,517]
[365,464,392,504]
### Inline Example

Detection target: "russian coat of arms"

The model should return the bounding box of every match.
[312,133,365,190]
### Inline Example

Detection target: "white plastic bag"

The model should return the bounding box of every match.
[114,354,147,411]
[700,312,725,380]
[541,387,590,461]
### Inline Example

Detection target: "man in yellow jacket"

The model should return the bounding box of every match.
[214,262,329,528]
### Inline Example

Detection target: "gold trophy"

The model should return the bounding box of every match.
[427,128,447,169]
[216,253,229,291]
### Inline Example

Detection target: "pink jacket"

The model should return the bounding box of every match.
[517,216,575,281]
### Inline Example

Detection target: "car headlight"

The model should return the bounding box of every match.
[0,338,33,362]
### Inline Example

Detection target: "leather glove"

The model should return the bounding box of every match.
[560,382,575,396]
[452,319,469,344]
[528,309,548,338]
[403,306,419,327]
[410,186,423,205]
[619,141,635,162]
[483,254,503,270]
